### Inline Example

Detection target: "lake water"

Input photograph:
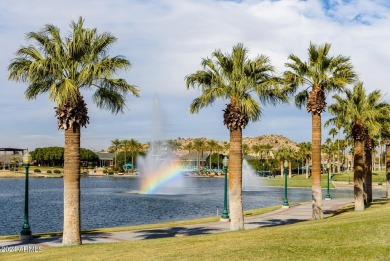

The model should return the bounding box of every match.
[0,176,384,236]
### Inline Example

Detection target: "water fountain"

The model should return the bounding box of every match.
[136,96,187,195]
[242,160,265,191]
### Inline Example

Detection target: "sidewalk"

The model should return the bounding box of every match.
[0,198,353,248]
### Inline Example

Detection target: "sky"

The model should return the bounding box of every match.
[0,0,389,151]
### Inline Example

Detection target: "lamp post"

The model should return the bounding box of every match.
[325,162,332,200]
[282,160,289,208]
[20,151,32,241]
[220,156,229,222]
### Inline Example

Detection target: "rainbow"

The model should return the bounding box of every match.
[139,163,183,194]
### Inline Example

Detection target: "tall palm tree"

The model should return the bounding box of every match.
[186,43,288,230]
[329,82,389,210]
[283,42,357,219]
[8,18,139,245]
[109,139,122,167]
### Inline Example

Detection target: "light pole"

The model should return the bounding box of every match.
[325,162,332,200]
[282,160,289,208]
[220,156,229,222]
[20,151,32,241]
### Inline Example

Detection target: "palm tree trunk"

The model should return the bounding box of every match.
[354,139,365,211]
[386,144,390,199]
[311,112,323,219]
[288,161,292,178]
[228,128,244,231]
[62,124,82,245]
[364,148,373,205]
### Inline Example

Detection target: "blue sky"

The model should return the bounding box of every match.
[0,0,389,151]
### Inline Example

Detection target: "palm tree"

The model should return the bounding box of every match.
[275,147,290,177]
[328,128,338,173]
[283,42,357,219]
[8,17,139,245]
[298,142,311,179]
[329,82,389,210]
[127,139,142,171]
[186,43,288,230]
[109,139,122,167]
[385,127,390,199]
[207,139,219,170]
[192,138,206,171]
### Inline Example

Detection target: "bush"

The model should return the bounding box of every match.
[34,169,41,173]
[10,167,14,171]
[103,169,108,174]
[53,169,61,174]
[0,166,3,170]
[108,170,114,175]
[4,166,9,170]
[46,170,52,174]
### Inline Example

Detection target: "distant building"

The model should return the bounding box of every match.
[95,152,114,167]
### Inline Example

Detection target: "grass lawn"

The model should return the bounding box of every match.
[264,174,335,188]
[2,200,389,260]
[265,171,387,188]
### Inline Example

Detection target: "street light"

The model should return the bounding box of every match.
[282,160,289,208]
[325,162,332,200]
[20,151,32,241]
[220,156,229,222]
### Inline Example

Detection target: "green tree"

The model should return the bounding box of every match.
[192,138,206,170]
[207,139,219,169]
[186,43,288,230]
[283,42,357,219]
[109,139,122,167]
[329,82,389,210]
[8,17,139,245]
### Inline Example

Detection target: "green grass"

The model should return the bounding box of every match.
[265,171,387,188]
[2,200,389,260]
[333,171,386,183]
[265,174,335,188]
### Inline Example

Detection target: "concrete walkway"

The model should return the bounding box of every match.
[0,198,353,249]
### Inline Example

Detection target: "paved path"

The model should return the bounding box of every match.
[0,198,353,249]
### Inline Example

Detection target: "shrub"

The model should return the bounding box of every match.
[10,167,14,171]
[4,166,9,170]
[0,166,3,170]
[34,169,41,173]
[103,169,108,174]
[108,170,114,175]
[53,169,61,174]
[46,170,52,174]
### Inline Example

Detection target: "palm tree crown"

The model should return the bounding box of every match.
[186,43,288,127]
[9,17,139,122]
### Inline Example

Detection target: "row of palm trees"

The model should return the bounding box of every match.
[186,42,390,230]
[7,16,390,244]
[109,138,144,170]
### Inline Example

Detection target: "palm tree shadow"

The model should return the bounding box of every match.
[134,226,222,239]
[247,218,305,228]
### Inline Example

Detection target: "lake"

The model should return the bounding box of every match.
[0,176,383,236]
